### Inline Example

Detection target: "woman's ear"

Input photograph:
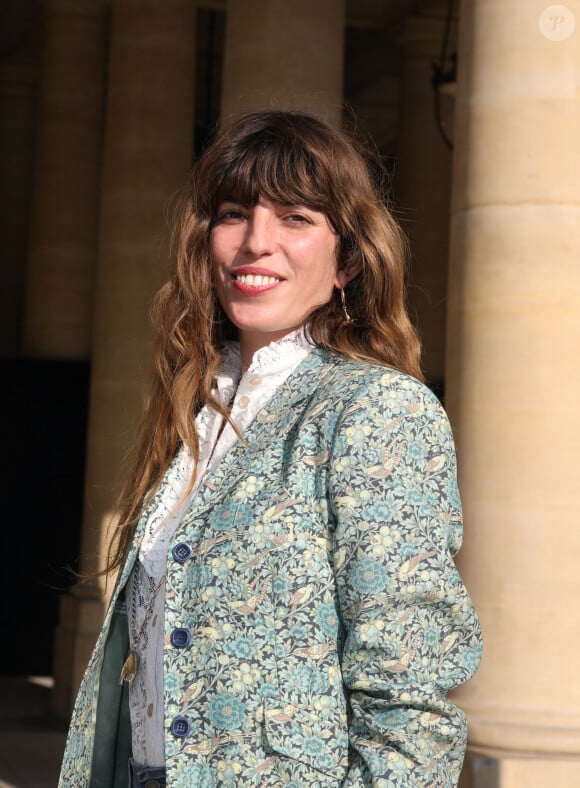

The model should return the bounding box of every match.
[334,261,362,289]
[334,238,363,288]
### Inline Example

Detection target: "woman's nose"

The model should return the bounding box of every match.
[242,207,276,256]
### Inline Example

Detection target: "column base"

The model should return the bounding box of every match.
[51,585,106,719]
[461,747,580,788]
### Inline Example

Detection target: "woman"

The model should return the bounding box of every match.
[60,110,481,787]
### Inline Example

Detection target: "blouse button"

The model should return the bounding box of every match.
[170,628,192,648]
[170,716,190,738]
[172,542,192,563]
[239,395,250,408]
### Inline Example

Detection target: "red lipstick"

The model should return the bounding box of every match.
[231,266,284,296]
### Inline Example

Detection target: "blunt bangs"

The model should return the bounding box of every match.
[211,128,336,220]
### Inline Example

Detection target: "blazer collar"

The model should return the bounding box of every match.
[179,347,337,520]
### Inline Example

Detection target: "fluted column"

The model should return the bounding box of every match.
[447,1,580,784]
[221,0,345,125]
[21,0,108,360]
[394,12,455,390]
[52,0,196,717]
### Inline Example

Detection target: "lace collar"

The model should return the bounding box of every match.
[216,327,314,388]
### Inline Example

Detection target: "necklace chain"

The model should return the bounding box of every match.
[120,574,166,687]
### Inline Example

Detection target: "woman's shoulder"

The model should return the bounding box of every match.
[317,350,443,413]
[314,353,456,456]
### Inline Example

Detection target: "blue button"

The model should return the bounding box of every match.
[172,542,192,563]
[170,627,191,648]
[170,716,190,738]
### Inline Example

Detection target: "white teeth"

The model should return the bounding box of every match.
[235,274,279,285]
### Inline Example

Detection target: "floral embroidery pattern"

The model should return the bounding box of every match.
[59,349,481,787]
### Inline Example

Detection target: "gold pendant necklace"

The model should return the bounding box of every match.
[119,574,166,687]
[119,650,139,687]
[119,394,227,687]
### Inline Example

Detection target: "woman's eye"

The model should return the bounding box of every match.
[216,209,244,222]
[285,213,311,225]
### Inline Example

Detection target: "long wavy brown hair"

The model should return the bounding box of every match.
[106,110,422,573]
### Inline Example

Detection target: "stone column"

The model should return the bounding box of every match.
[21,0,108,360]
[221,0,345,126]
[0,58,38,357]
[52,0,196,717]
[394,12,455,390]
[447,0,580,784]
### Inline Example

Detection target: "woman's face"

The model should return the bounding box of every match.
[210,196,346,359]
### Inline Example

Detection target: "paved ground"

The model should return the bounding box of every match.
[0,677,67,788]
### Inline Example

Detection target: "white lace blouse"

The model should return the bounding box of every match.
[125,329,313,766]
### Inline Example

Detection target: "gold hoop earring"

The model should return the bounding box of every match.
[340,288,352,324]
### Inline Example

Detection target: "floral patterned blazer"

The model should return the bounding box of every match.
[59,348,482,787]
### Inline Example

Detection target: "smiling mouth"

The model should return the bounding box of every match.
[234,273,281,286]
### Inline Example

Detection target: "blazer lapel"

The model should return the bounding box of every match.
[180,347,336,521]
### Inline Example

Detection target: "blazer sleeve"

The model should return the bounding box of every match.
[328,373,482,787]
